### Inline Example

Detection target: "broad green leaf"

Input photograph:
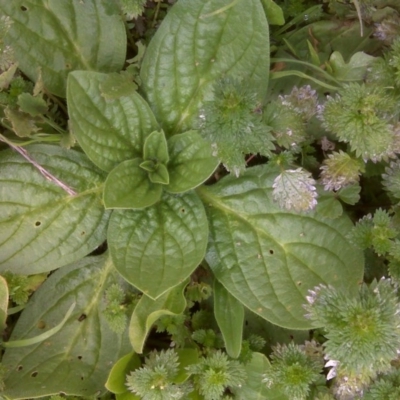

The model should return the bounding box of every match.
[197,165,364,329]
[143,130,169,164]
[103,158,162,209]
[67,71,159,172]
[140,0,270,134]
[0,0,126,97]
[1,253,130,398]
[106,352,141,394]
[0,144,110,275]
[99,72,138,100]
[108,192,208,299]
[2,302,75,348]
[129,280,188,353]
[213,279,244,359]
[233,353,283,399]
[0,276,8,332]
[167,130,218,194]
[260,0,285,25]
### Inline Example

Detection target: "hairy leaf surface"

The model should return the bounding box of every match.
[1,253,130,398]
[0,0,126,97]
[108,192,208,299]
[197,166,364,329]
[0,145,109,274]
[140,0,270,134]
[67,71,159,172]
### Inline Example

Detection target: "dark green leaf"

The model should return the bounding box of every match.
[129,280,188,353]
[166,130,218,194]
[108,192,208,299]
[214,279,244,359]
[140,0,270,134]
[67,71,159,172]
[197,165,364,329]
[1,253,130,398]
[0,144,110,275]
[0,0,126,97]
[103,158,162,209]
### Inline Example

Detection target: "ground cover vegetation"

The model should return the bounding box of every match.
[0,0,400,398]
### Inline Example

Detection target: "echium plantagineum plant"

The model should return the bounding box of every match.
[1,0,400,398]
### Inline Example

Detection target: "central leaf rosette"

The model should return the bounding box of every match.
[103,129,218,209]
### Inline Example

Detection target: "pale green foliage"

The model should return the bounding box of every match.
[322,83,397,162]
[2,272,29,305]
[187,350,246,400]
[199,77,274,176]
[320,151,364,191]
[126,349,192,400]
[103,283,127,334]
[272,168,318,211]
[305,280,400,394]
[117,0,147,20]
[262,342,322,400]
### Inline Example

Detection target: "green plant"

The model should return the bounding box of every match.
[0,0,400,398]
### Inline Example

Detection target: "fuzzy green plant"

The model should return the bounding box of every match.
[321,83,398,162]
[199,77,274,176]
[187,350,246,400]
[262,342,323,400]
[304,279,400,396]
[126,349,193,400]
[349,208,397,256]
